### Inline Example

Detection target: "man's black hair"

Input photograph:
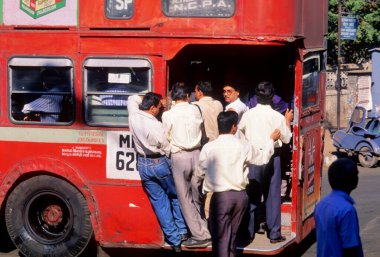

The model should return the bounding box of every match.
[218,111,238,134]
[328,157,359,193]
[41,68,59,80]
[196,81,213,96]
[171,82,190,101]
[41,68,60,88]
[224,81,241,92]
[139,92,162,110]
[255,81,275,105]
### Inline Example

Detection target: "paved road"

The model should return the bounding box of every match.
[1,164,379,257]
[301,164,380,257]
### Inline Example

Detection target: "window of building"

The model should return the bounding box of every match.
[9,58,74,124]
[84,58,151,126]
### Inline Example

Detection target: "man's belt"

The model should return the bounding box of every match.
[137,153,165,159]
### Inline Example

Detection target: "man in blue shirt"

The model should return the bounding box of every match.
[314,158,364,257]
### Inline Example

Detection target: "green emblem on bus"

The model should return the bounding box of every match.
[20,0,66,19]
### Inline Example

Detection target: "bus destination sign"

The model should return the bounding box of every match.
[106,0,134,19]
[162,0,235,17]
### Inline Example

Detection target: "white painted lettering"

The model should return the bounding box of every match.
[188,2,197,9]
[115,0,132,10]
[217,0,227,7]
[115,0,124,10]
[173,4,184,11]
[202,0,212,8]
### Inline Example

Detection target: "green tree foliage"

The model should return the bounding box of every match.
[328,0,380,65]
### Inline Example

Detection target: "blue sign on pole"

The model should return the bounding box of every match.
[341,16,358,40]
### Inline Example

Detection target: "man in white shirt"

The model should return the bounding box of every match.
[239,81,293,243]
[223,82,248,121]
[162,82,211,249]
[196,111,280,257]
[128,93,188,252]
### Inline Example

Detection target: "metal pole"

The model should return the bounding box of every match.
[337,0,342,129]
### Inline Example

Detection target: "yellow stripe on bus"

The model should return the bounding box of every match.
[0,127,107,145]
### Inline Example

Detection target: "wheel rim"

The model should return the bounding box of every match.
[358,146,377,167]
[361,152,373,162]
[24,191,74,245]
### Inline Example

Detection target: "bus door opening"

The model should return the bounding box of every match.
[166,44,297,251]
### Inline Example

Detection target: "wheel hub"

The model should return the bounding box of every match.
[42,205,63,226]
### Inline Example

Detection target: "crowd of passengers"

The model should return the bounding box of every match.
[127,80,293,256]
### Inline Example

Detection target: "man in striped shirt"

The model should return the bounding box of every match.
[22,69,64,122]
[99,84,128,106]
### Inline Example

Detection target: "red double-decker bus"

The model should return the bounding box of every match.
[0,0,327,256]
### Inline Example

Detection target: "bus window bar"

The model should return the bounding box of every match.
[86,91,147,95]
[11,91,72,95]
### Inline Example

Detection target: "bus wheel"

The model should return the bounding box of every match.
[5,175,93,257]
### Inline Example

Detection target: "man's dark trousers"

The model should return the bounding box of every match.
[209,190,248,257]
[247,150,282,240]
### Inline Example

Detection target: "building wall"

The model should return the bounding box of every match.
[325,69,371,129]
[372,50,380,109]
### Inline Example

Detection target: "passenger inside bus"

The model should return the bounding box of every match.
[86,82,130,125]
[85,65,148,125]
[21,69,64,122]
[246,90,294,202]
[99,83,129,106]
[238,81,293,244]
[222,82,248,121]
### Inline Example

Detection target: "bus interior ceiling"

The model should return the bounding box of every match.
[167,44,296,105]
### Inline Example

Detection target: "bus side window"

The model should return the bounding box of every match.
[302,56,321,111]
[84,58,151,127]
[9,58,74,124]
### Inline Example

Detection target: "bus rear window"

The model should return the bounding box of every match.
[162,0,235,17]
[302,56,321,110]
[9,58,74,124]
[84,58,151,127]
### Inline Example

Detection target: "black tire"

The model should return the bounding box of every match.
[358,146,378,168]
[5,175,93,257]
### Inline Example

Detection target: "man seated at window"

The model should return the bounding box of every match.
[22,69,64,122]
[99,83,129,106]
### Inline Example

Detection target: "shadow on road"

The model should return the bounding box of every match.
[100,247,212,257]
[0,217,16,254]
